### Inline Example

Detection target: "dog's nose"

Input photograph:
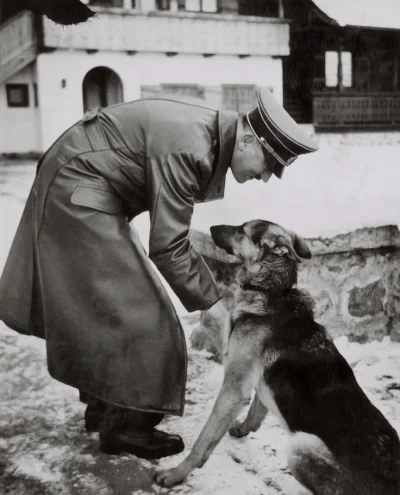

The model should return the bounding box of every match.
[210,225,226,239]
[210,225,233,253]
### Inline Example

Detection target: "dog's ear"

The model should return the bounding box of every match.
[271,241,302,262]
[288,231,312,259]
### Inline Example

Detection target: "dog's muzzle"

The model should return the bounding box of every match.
[210,225,236,254]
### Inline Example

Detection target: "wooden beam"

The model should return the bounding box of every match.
[393,36,399,92]
[278,0,284,19]
[337,45,344,92]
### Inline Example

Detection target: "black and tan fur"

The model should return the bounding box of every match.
[156,220,400,494]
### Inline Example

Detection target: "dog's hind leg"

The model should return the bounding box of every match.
[287,432,358,495]
[229,394,268,438]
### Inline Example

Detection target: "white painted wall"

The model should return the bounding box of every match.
[190,141,400,239]
[0,64,41,154]
[36,49,283,150]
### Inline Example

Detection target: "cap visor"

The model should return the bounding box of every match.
[273,161,284,179]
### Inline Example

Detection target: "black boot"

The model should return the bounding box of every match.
[100,428,185,459]
[84,403,105,432]
[99,407,184,459]
[80,391,106,432]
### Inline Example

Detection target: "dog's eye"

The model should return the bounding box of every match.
[224,246,234,255]
[260,247,271,259]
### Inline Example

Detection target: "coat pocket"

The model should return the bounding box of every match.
[71,184,122,215]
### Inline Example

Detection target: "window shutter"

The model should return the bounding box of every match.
[222,85,257,113]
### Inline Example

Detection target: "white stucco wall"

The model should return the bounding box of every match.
[189,140,400,239]
[35,49,283,150]
[0,64,41,154]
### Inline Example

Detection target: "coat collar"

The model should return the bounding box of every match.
[198,109,238,203]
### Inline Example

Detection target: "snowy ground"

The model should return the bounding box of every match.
[1,316,400,495]
[1,162,400,494]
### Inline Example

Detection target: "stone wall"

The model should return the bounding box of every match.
[189,225,400,359]
[300,124,400,147]
[315,130,400,147]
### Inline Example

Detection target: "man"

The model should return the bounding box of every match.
[0,88,318,460]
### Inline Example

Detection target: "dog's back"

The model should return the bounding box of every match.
[258,289,400,494]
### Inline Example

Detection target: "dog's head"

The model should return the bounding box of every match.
[210,220,311,290]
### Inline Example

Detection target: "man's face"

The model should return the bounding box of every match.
[230,135,275,184]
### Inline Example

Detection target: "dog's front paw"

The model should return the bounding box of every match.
[229,421,250,438]
[155,466,189,487]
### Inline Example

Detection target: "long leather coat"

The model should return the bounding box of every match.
[0,98,238,415]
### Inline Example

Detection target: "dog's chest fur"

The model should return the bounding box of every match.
[231,287,317,340]
[232,291,272,320]
[230,287,329,432]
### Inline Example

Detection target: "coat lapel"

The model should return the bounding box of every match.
[198,109,238,203]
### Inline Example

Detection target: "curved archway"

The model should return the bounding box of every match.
[82,66,124,112]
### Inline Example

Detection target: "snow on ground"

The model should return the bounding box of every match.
[1,317,400,495]
[1,162,400,494]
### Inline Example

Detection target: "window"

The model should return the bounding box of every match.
[161,84,204,98]
[180,0,218,12]
[88,0,124,6]
[34,83,38,107]
[325,51,352,88]
[325,51,338,87]
[6,84,29,107]
[341,52,352,88]
[156,0,170,9]
[184,0,200,10]
[222,85,258,114]
[239,0,279,17]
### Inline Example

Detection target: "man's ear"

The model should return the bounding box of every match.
[238,133,254,151]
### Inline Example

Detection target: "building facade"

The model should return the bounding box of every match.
[283,0,400,130]
[0,0,289,154]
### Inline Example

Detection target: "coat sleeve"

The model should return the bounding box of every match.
[147,152,221,313]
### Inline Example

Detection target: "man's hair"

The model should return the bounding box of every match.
[238,113,254,134]
[239,113,248,128]
[238,113,256,144]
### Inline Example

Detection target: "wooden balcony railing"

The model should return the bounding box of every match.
[42,8,289,56]
[313,93,400,127]
[0,11,38,85]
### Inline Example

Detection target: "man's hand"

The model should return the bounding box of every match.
[206,299,231,358]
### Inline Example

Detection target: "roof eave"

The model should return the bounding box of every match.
[307,0,339,26]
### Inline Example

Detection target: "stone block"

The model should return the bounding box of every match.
[348,280,385,317]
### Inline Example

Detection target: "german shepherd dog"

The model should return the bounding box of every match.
[156,220,400,494]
